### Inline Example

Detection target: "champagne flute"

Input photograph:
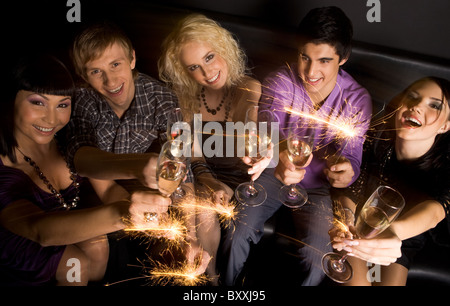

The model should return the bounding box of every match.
[278,123,314,208]
[235,106,275,207]
[166,107,191,199]
[156,140,188,198]
[167,107,185,141]
[321,185,405,283]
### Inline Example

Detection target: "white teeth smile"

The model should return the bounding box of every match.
[108,84,123,94]
[308,78,320,82]
[207,72,220,83]
[34,125,53,132]
[405,117,422,127]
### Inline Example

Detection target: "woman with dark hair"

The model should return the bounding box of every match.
[0,54,170,285]
[331,76,450,285]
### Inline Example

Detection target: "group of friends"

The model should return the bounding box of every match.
[0,6,449,286]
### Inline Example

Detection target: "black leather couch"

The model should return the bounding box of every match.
[97,1,450,286]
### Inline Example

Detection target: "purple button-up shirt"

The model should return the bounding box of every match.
[261,63,372,189]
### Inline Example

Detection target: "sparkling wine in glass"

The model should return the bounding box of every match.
[156,140,188,198]
[321,185,405,283]
[235,106,275,207]
[278,123,314,208]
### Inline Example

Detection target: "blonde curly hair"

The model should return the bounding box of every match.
[158,14,248,117]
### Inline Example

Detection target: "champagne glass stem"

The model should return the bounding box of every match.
[332,254,349,273]
[338,254,348,266]
[247,180,257,197]
[288,184,298,197]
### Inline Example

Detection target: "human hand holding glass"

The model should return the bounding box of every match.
[322,185,405,283]
[235,106,275,207]
[156,140,188,199]
[278,123,314,208]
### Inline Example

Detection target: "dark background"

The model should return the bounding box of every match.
[5,0,450,62]
[3,0,450,291]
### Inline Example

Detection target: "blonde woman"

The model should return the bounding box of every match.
[158,14,266,284]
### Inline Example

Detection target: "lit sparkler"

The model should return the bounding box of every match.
[284,107,358,138]
[136,251,211,286]
[178,197,238,224]
[333,219,350,235]
[124,213,187,245]
[147,261,210,286]
[328,199,355,244]
[104,256,211,286]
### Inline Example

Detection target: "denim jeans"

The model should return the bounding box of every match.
[220,168,334,286]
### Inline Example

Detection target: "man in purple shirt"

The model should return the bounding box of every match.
[220,6,372,285]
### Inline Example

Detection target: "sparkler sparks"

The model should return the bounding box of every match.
[284,106,358,139]
[117,192,238,286]
[333,219,350,234]
[328,199,355,244]
[105,256,211,286]
[178,197,238,224]
[124,213,188,245]
[147,262,210,286]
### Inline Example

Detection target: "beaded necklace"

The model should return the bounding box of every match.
[16,147,80,210]
[199,87,232,121]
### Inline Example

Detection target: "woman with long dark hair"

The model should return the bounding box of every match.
[331,76,450,285]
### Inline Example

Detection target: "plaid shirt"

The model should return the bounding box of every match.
[67,73,193,182]
[67,73,178,156]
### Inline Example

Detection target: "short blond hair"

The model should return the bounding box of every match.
[72,22,135,79]
[158,14,248,116]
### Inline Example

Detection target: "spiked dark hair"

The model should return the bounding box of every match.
[296,6,353,61]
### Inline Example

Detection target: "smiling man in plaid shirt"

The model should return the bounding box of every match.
[67,22,180,189]
[65,22,202,283]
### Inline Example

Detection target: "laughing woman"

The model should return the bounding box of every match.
[331,77,450,285]
[0,54,170,286]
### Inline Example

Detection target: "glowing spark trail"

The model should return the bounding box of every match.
[178,199,238,223]
[333,219,350,234]
[104,258,211,286]
[284,107,357,138]
[149,264,209,286]
[141,254,211,286]
[124,215,187,244]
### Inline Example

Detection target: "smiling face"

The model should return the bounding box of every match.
[179,40,228,90]
[83,42,136,117]
[395,79,450,143]
[14,90,72,147]
[297,43,347,102]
